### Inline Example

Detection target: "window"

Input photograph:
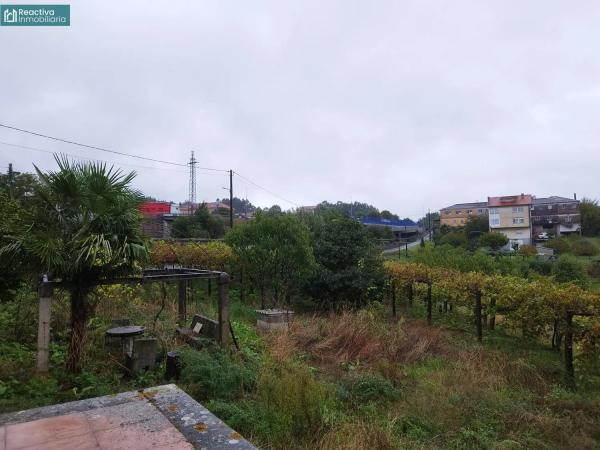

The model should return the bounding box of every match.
[489,208,498,214]
[512,207,523,213]
[513,217,524,224]
[467,209,472,214]
[547,205,552,210]
[478,209,484,213]
[455,210,462,215]
[491,218,500,226]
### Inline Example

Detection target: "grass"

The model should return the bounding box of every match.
[1,282,599,449]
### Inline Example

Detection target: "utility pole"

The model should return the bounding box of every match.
[229,170,233,229]
[188,151,197,215]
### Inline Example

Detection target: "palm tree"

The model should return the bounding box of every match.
[1,156,148,373]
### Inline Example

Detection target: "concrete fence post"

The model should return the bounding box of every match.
[218,273,230,346]
[37,281,53,374]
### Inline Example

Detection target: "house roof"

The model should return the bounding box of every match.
[204,202,230,210]
[533,196,579,205]
[487,194,532,207]
[440,201,487,211]
[361,217,417,227]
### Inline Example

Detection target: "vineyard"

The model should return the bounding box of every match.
[385,260,600,387]
[146,240,600,388]
[148,240,233,271]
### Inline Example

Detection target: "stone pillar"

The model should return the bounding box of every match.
[37,282,53,374]
[217,273,230,346]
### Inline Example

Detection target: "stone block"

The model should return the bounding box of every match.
[190,314,219,340]
[126,338,157,373]
[256,309,294,331]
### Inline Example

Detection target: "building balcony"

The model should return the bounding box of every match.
[531,214,580,226]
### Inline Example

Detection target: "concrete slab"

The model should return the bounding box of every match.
[0,384,256,450]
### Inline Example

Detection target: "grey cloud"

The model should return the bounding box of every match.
[1,0,599,216]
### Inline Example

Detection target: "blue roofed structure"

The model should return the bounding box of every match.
[361,217,418,238]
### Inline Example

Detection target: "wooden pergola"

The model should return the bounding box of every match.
[36,268,230,373]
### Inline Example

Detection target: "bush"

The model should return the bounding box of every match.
[572,239,599,257]
[545,238,571,255]
[256,361,335,446]
[552,255,588,286]
[438,231,467,248]
[518,245,537,257]
[581,198,600,237]
[205,399,270,442]
[587,260,600,279]
[226,212,316,308]
[179,347,258,401]
[170,204,225,238]
[528,258,553,276]
[345,373,400,404]
[304,212,385,308]
[478,232,509,250]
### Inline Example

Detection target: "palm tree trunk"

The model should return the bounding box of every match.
[66,287,88,374]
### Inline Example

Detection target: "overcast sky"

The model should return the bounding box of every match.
[1,0,600,218]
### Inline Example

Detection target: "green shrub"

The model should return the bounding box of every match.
[180,347,258,401]
[552,255,588,286]
[546,238,571,255]
[518,245,537,257]
[345,373,401,404]
[438,231,467,248]
[572,239,599,257]
[587,260,600,279]
[256,361,335,446]
[303,212,385,308]
[528,258,553,276]
[205,399,270,441]
[479,232,509,250]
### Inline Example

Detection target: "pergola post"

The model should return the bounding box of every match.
[217,273,230,346]
[178,280,187,325]
[564,311,575,389]
[37,281,53,374]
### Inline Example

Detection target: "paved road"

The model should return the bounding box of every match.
[382,235,429,254]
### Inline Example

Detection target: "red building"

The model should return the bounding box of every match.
[139,202,171,216]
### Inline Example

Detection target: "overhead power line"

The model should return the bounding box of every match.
[0,123,228,172]
[0,140,228,176]
[0,140,191,174]
[0,123,300,207]
[234,171,299,207]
